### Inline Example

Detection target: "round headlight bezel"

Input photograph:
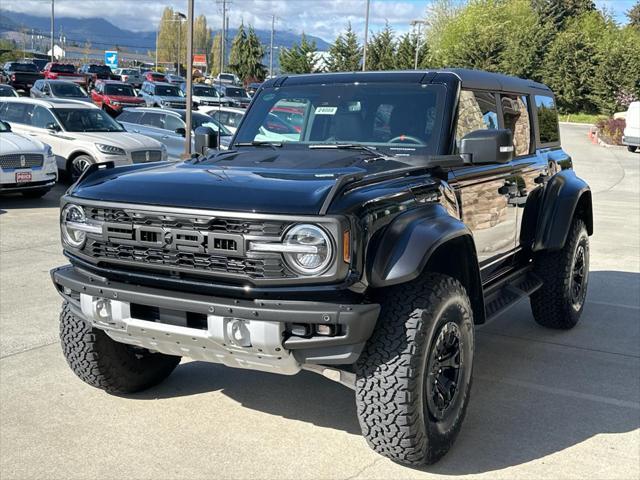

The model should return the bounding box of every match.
[61,204,87,249]
[282,224,333,276]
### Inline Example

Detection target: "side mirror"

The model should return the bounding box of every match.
[175,127,186,137]
[459,129,513,164]
[46,123,61,133]
[194,126,218,156]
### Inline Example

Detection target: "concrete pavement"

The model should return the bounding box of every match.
[1,124,638,479]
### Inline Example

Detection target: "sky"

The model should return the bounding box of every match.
[1,0,636,43]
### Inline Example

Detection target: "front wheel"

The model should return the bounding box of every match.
[355,273,474,466]
[68,154,95,182]
[530,218,590,329]
[628,145,638,153]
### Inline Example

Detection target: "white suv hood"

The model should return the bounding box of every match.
[69,131,164,150]
[0,132,47,155]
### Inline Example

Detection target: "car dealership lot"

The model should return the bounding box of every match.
[1,124,638,479]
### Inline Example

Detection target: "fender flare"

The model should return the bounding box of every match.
[533,169,593,252]
[368,204,475,287]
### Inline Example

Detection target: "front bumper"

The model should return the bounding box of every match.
[622,135,640,147]
[51,265,380,374]
[0,166,57,193]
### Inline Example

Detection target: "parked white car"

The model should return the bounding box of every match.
[0,120,57,198]
[0,98,168,180]
[622,101,640,153]
[203,105,299,143]
[199,105,245,133]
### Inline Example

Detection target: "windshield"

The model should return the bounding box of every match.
[104,84,136,96]
[219,74,234,81]
[155,85,181,96]
[0,86,18,97]
[234,83,445,157]
[193,86,219,97]
[9,63,38,72]
[54,108,124,132]
[225,87,247,97]
[89,65,111,74]
[50,82,87,97]
[190,112,232,135]
[51,64,76,73]
[121,69,139,75]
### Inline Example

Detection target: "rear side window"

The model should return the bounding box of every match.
[117,110,143,123]
[455,90,498,145]
[535,95,560,144]
[0,102,34,124]
[501,94,531,156]
[31,106,57,129]
[140,112,164,128]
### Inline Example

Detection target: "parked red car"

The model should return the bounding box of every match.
[43,63,88,87]
[90,80,144,115]
[143,71,167,82]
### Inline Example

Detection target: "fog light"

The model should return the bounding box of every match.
[226,318,251,347]
[290,324,311,337]
[316,324,334,336]
[93,299,112,322]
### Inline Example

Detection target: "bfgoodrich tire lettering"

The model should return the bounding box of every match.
[59,302,180,393]
[355,273,474,465]
[530,218,589,329]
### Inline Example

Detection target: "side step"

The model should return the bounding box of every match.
[483,267,543,324]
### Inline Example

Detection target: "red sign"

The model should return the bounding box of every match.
[193,54,207,66]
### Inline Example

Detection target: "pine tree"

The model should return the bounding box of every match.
[532,0,596,31]
[228,24,267,84]
[628,2,640,28]
[279,33,318,74]
[366,23,396,71]
[395,32,429,69]
[327,23,362,72]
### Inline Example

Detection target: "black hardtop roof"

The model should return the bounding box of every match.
[264,68,552,95]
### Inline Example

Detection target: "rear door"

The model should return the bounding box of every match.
[159,113,187,159]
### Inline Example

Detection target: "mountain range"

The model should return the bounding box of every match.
[0,10,331,54]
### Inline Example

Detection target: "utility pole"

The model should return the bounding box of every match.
[220,0,227,74]
[362,0,370,71]
[411,20,426,70]
[155,28,159,71]
[184,0,194,158]
[269,15,275,77]
[50,0,55,62]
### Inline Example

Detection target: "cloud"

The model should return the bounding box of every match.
[1,0,429,43]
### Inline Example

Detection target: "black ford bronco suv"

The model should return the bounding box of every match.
[51,69,593,466]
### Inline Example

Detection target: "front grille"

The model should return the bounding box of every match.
[0,153,43,169]
[131,150,162,163]
[82,206,292,280]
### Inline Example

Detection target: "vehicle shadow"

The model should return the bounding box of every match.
[125,270,639,474]
[0,183,66,212]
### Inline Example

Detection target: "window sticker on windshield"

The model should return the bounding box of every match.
[315,106,337,115]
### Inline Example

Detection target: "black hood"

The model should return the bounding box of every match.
[71,148,408,215]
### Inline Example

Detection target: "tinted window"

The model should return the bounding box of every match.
[456,90,498,145]
[104,84,135,96]
[50,64,76,73]
[31,105,57,129]
[89,65,111,74]
[154,85,180,96]
[54,108,124,132]
[190,112,231,135]
[163,114,184,132]
[0,102,34,124]
[0,86,18,97]
[501,94,531,156]
[140,112,165,128]
[8,63,38,72]
[535,95,560,144]
[225,87,247,97]
[117,110,143,123]
[50,82,86,97]
[193,86,219,97]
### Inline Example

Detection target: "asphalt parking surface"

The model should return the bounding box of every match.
[1,124,638,479]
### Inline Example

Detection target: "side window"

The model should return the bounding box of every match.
[163,114,184,132]
[30,106,57,129]
[118,110,143,124]
[0,102,34,124]
[455,90,498,144]
[140,112,164,129]
[229,112,243,127]
[501,94,531,156]
[535,95,560,144]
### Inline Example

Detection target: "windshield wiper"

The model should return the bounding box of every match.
[308,143,381,157]
[235,141,282,150]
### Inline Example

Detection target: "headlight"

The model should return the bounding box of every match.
[283,224,333,275]
[95,143,126,156]
[111,101,121,106]
[60,204,101,249]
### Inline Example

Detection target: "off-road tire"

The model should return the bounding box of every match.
[628,145,638,153]
[530,218,589,329]
[355,273,474,466]
[59,302,180,393]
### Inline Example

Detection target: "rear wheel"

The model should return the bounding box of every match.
[60,302,180,393]
[628,145,638,153]
[355,273,474,465]
[530,218,589,329]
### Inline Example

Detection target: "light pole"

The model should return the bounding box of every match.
[269,15,276,77]
[362,0,370,71]
[410,20,426,70]
[183,0,194,158]
[50,0,55,62]
[175,12,186,74]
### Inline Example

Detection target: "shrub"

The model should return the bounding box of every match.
[596,118,626,145]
